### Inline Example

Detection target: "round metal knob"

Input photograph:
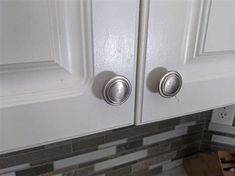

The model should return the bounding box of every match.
[103,76,131,105]
[159,71,182,98]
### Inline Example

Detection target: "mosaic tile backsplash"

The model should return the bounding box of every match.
[0,111,213,176]
[201,111,235,152]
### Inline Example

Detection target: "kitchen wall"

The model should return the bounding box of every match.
[201,113,235,152]
[0,111,212,176]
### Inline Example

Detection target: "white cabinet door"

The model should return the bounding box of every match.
[0,0,139,154]
[136,0,235,124]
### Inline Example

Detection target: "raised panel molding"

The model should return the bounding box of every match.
[0,0,94,108]
[184,0,235,61]
[182,0,235,81]
[205,0,235,52]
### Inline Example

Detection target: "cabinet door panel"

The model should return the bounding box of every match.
[0,0,139,154]
[204,0,235,52]
[136,0,235,124]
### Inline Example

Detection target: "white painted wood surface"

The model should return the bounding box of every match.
[136,0,235,124]
[1,0,234,154]
[0,0,139,154]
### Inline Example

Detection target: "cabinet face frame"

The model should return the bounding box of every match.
[135,0,235,125]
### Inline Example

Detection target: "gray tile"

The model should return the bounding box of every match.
[158,118,180,129]
[46,166,94,176]
[147,142,171,156]
[188,123,207,134]
[143,127,188,146]
[30,149,97,167]
[147,166,162,176]
[204,130,235,139]
[201,111,213,121]
[175,121,196,129]
[116,139,142,153]
[179,111,212,124]
[170,133,202,150]
[0,163,30,175]
[106,165,131,176]
[154,166,187,176]
[132,166,162,176]
[62,165,94,176]
[40,165,78,176]
[130,127,175,142]
[131,151,177,173]
[209,142,235,151]
[0,173,16,176]
[0,145,71,169]
[209,123,235,135]
[54,147,116,170]
[0,111,213,176]
[15,163,53,176]
[202,131,212,140]
[176,141,201,158]
[98,139,128,149]
[77,155,110,169]
[92,174,106,176]
[104,124,158,143]
[148,160,170,170]
[94,150,147,172]
[0,146,44,158]
[211,135,235,146]
[200,140,213,152]
[179,113,201,124]
[196,119,210,126]
[162,159,183,171]
[72,136,104,151]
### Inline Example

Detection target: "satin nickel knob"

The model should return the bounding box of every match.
[158,71,182,98]
[103,76,131,105]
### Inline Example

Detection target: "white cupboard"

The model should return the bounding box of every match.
[0,0,139,154]
[1,0,235,154]
[135,0,235,124]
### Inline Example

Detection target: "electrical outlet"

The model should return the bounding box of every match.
[211,105,235,125]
